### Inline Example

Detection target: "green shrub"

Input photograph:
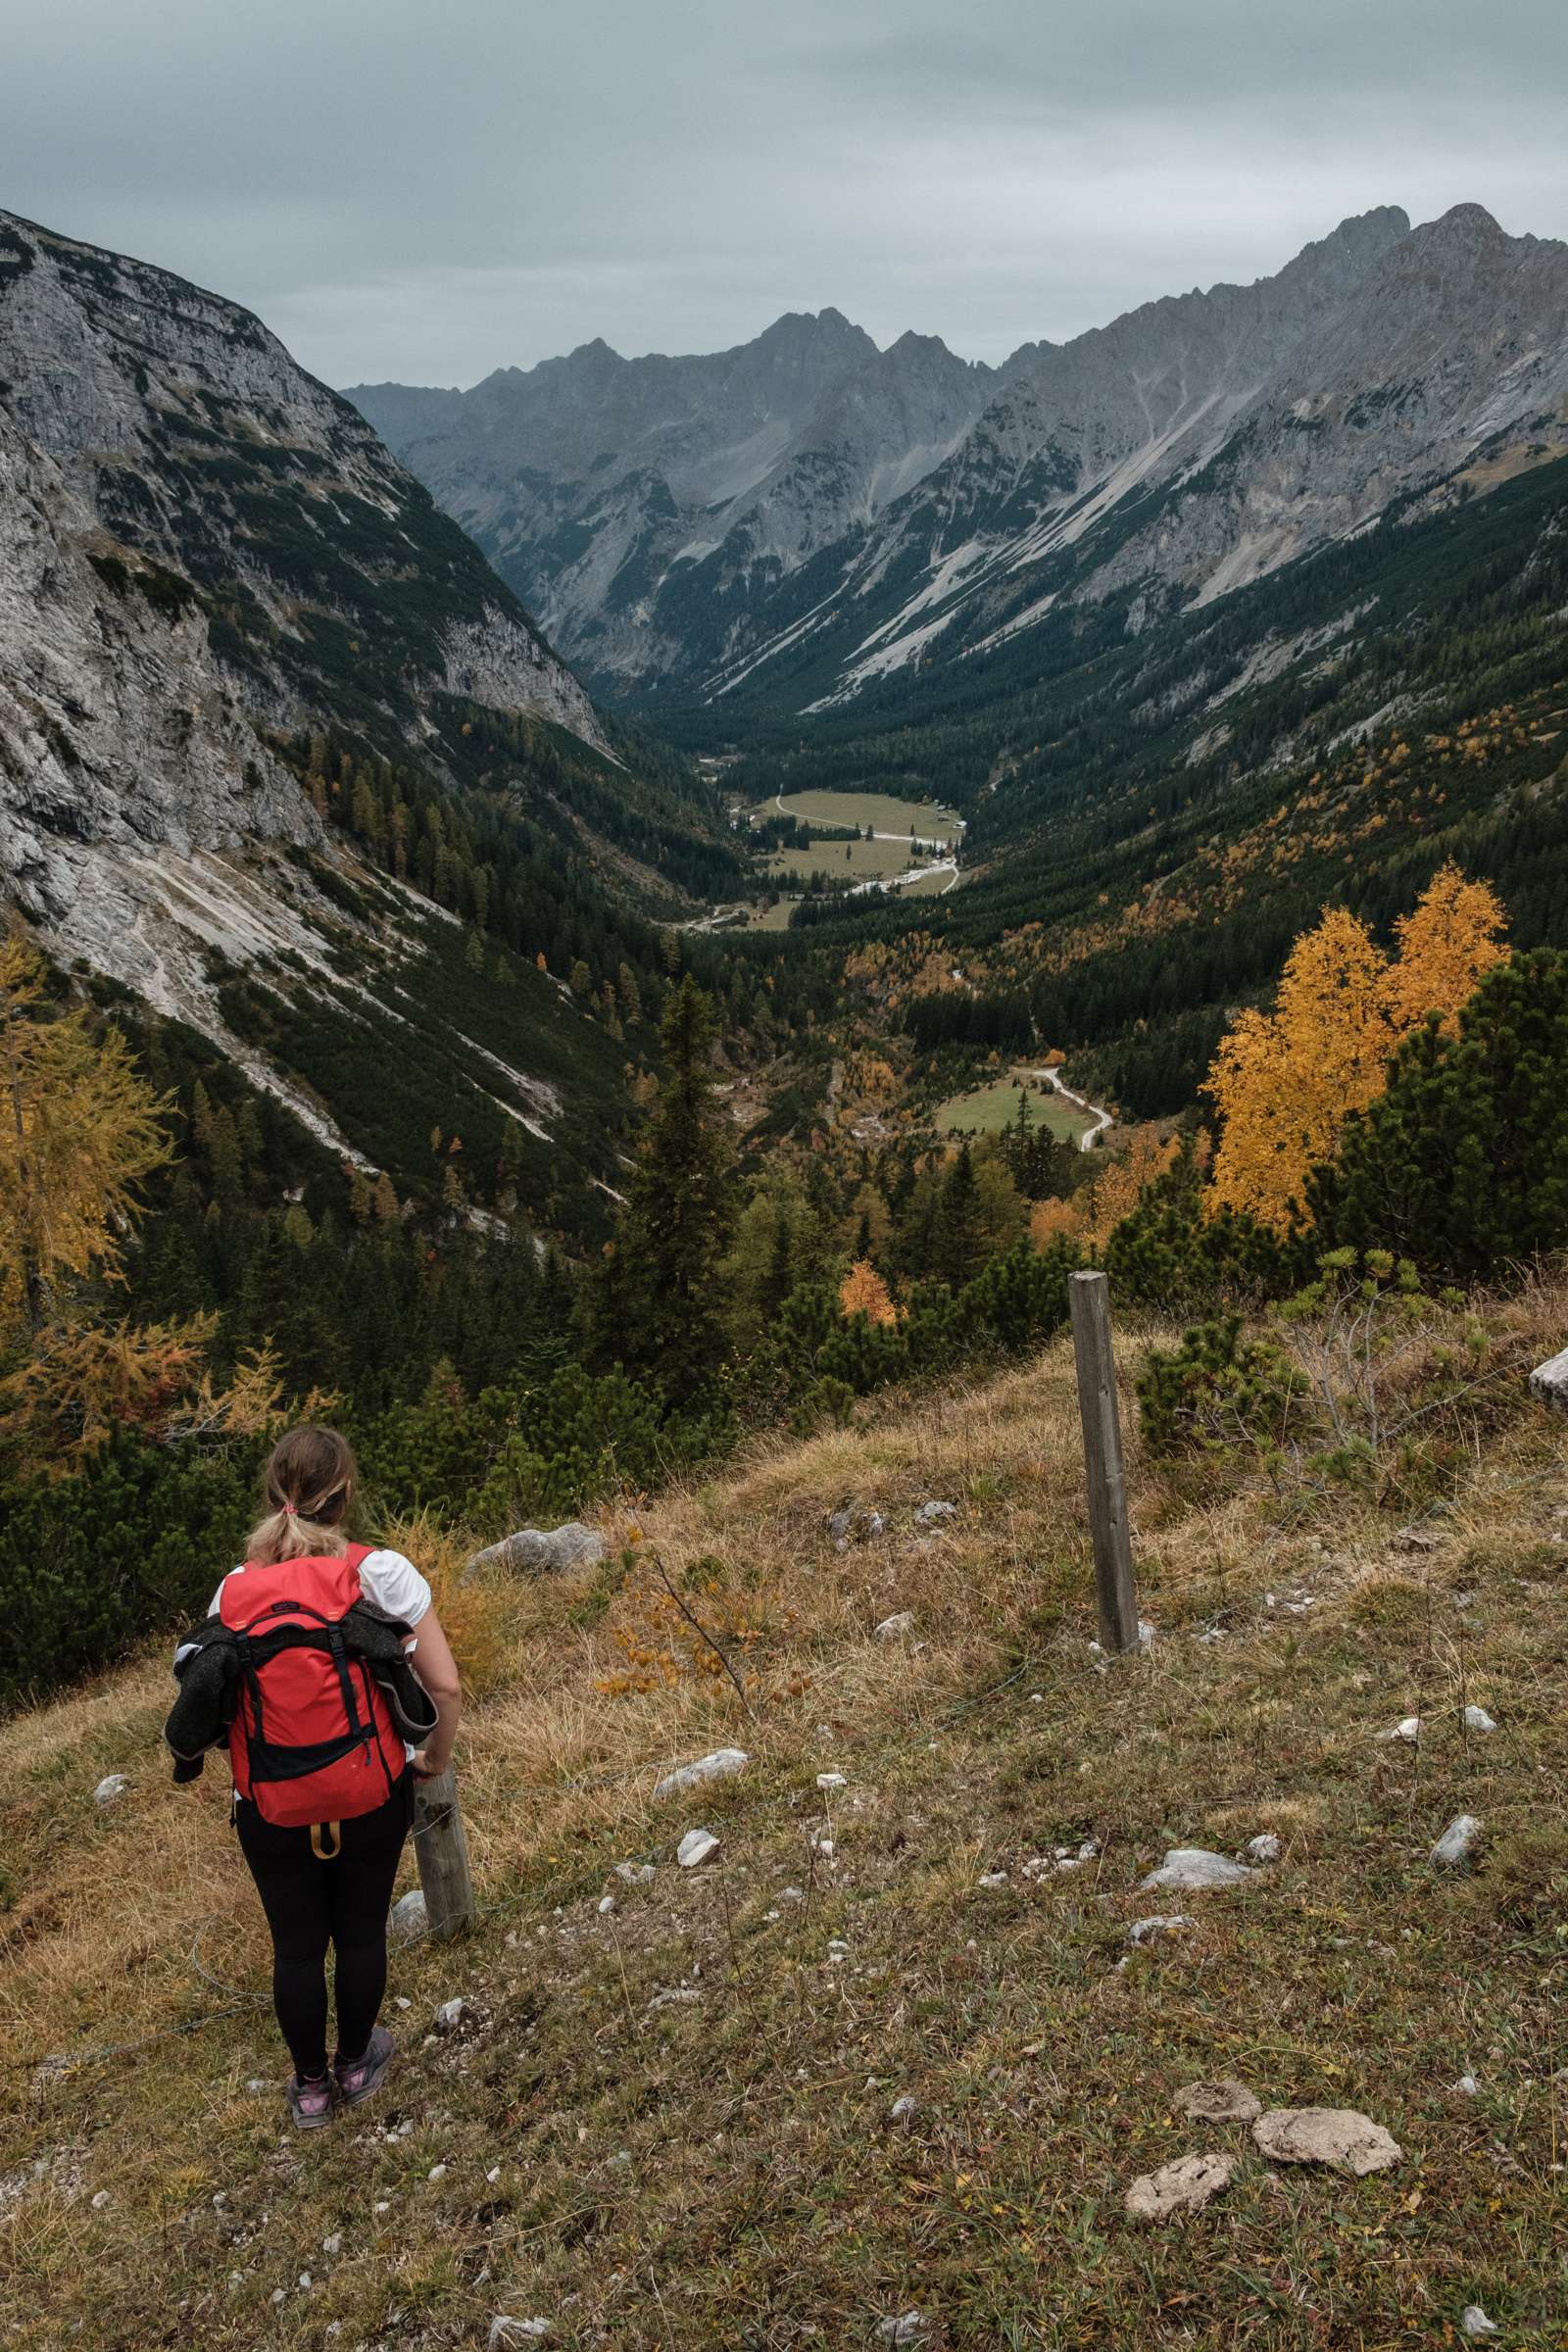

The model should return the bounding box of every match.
[1137,1312,1304,1455]
[0,1431,258,1710]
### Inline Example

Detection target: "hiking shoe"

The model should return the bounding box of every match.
[287,2071,335,2131]
[333,2025,395,2108]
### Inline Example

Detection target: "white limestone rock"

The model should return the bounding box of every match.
[1128,1914,1196,1945]
[677,1829,721,1869]
[93,1775,128,1807]
[1432,1814,1483,1869]
[466,1522,605,1580]
[1139,1847,1256,1893]
[1462,1705,1497,1734]
[645,1987,703,2015]
[654,1748,749,1801]
[873,2315,929,2346]
[388,1890,428,1946]
[1527,1344,1568,1409]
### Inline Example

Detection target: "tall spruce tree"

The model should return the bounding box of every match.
[935,1144,985,1289]
[593,977,734,1400]
[1308,948,1568,1280]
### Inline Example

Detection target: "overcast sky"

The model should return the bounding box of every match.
[6,1,1566,388]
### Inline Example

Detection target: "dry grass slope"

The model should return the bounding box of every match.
[3,1295,1567,2350]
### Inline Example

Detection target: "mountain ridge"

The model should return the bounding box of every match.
[349,203,1568,714]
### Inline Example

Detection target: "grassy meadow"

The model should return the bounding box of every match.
[3,1285,1567,2348]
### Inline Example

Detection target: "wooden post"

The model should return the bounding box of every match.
[1068,1270,1140,1653]
[412,1766,475,1938]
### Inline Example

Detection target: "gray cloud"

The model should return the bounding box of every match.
[4,0,1565,386]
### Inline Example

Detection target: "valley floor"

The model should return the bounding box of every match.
[3,1290,1567,2348]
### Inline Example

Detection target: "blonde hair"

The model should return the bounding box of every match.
[246,1426,358,1567]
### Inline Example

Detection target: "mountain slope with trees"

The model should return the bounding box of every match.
[0,207,747,1231]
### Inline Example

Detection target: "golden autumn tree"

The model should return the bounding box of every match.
[0,937,172,1343]
[1205,867,1509,1233]
[0,936,282,1459]
[1028,1126,1180,1254]
[1383,861,1507,1035]
[839,1258,898,1326]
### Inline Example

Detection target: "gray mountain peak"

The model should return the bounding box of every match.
[350,200,1567,707]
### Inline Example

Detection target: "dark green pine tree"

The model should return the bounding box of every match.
[760,1207,796,1319]
[934,1143,985,1290]
[592,977,735,1400]
[1308,948,1568,1281]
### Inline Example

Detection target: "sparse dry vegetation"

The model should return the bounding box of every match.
[4,1287,1568,2348]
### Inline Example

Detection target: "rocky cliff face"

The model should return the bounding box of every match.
[358,205,1568,712]
[0,210,617,1164]
[0,210,604,777]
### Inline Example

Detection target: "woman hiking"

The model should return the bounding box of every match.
[165,1426,462,2130]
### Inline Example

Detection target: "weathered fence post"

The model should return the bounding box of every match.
[412,1766,475,1938]
[1068,1269,1140,1653]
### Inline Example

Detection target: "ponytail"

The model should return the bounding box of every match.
[246,1426,358,1567]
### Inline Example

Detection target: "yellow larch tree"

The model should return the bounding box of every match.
[0,936,285,1461]
[1206,907,1395,1233]
[1383,861,1507,1035]
[839,1258,898,1326]
[0,937,172,1342]
[1205,866,1509,1233]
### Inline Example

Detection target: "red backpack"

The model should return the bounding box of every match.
[220,1545,406,1830]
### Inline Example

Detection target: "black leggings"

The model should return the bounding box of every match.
[236,1776,413,2080]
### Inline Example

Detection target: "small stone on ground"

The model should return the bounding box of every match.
[1432,1814,1483,1869]
[654,1748,749,1801]
[466,1522,604,1580]
[677,1828,721,1869]
[1460,2306,1498,2338]
[1128,1914,1196,1945]
[874,2315,927,2346]
[93,1775,127,1806]
[1139,1847,1256,1892]
[874,1611,916,1642]
[388,1889,428,1945]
